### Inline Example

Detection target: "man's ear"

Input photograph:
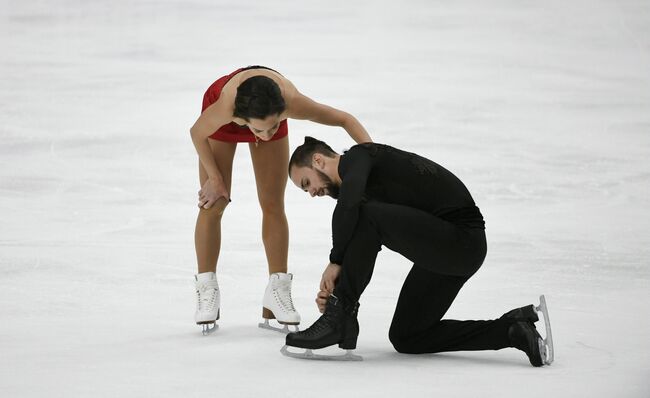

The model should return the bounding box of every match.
[312,153,325,169]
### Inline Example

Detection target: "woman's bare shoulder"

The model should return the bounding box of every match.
[225,68,298,101]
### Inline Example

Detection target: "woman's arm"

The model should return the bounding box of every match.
[288,92,372,144]
[189,100,233,207]
[190,102,233,179]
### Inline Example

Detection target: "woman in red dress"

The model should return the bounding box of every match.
[190,66,372,334]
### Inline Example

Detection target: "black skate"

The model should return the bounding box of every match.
[503,295,554,365]
[501,304,539,323]
[508,295,554,366]
[281,294,362,361]
[508,321,545,366]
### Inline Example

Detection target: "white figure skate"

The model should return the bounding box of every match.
[258,273,301,334]
[195,272,220,335]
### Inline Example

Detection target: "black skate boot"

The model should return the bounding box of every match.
[285,294,359,350]
[508,321,545,367]
[501,304,539,323]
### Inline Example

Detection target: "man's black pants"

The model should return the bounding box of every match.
[335,201,513,354]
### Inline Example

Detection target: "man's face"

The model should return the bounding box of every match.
[290,166,340,199]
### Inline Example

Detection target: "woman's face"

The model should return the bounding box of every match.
[247,115,282,141]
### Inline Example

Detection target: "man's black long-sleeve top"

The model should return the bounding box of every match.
[329,143,485,265]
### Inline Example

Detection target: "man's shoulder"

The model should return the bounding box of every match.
[345,142,395,156]
[338,144,380,176]
[346,143,441,173]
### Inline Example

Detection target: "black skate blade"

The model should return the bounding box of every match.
[280,345,362,361]
[201,323,218,336]
[535,295,554,365]
[258,319,299,334]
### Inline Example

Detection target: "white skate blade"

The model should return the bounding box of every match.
[280,345,362,361]
[535,295,554,365]
[200,323,218,336]
[258,319,299,334]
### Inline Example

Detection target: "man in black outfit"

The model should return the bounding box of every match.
[284,137,552,366]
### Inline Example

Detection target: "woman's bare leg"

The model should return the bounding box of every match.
[195,140,237,274]
[249,137,289,274]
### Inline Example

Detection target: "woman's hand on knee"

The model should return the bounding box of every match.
[198,177,229,209]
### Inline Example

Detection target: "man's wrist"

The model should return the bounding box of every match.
[329,253,342,265]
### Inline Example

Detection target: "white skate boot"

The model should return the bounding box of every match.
[258,272,301,334]
[195,272,220,335]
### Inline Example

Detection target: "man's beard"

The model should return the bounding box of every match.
[316,169,340,199]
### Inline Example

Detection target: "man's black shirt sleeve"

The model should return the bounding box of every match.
[329,146,373,265]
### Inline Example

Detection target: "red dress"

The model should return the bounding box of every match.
[201,68,289,143]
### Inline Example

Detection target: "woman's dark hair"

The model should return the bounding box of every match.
[289,136,338,173]
[233,76,286,121]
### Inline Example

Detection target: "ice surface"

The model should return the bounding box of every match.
[1,1,649,397]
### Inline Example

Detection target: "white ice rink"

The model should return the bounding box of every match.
[1,1,649,397]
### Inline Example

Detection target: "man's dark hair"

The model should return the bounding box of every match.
[289,136,338,173]
[233,76,286,121]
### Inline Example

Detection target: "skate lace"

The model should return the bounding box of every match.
[196,280,219,312]
[303,311,336,336]
[273,281,297,313]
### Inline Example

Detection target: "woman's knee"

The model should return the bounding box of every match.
[198,203,228,221]
[258,197,286,216]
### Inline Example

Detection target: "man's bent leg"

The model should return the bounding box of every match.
[357,202,486,277]
[333,206,383,303]
[284,202,381,354]
[335,201,483,303]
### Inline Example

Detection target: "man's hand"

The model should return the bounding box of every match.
[320,262,342,293]
[315,290,330,313]
[316,263,341,314]
[316,262,341,312]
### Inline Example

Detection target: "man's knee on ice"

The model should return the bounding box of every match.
[389,329,420,354]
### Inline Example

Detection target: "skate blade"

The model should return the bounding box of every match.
[201,323,218,336]
[258,319,299,334]
[535,294,554,365]
[280,345,362,361]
